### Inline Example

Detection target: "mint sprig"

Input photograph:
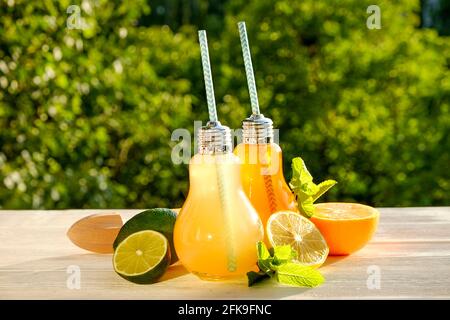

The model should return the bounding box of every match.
[247,271,271,286]
[247,242,324,288]
[275,263,325,287]
[289,157,337,218]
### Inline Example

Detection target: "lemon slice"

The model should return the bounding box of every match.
[267,211,329,268]
[113,230,171,284]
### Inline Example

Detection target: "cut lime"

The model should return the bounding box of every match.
[113,208,178,264]
[113,230,171,284]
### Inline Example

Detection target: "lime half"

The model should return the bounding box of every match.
[113,230,171,284]
[113,208,178,264]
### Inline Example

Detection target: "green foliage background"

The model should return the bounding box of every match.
[0,0,449,209]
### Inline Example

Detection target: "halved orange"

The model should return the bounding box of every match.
[311,203,379,255]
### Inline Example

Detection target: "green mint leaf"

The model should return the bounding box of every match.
[256,241,270,260]
[290,157,337,218]
[247,271,271,287]
[312,180,337,202]
[291,157,313,184]
[288,182,299,194]
[275,263,325,288]
[301,181,319,197]
[298,194,315,218]
[272,245,295,265]
[258,259,274,273]
[256,241,273,273]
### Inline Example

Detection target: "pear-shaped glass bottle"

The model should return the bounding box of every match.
[234,22,296,234]
[174,122,264,281]
[234,114,297,231]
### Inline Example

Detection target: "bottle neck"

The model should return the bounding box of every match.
[242,114,274,144]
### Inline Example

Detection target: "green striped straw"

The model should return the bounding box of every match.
[198,30,218,123]
[238,22,278,211]
[238,21,260,116]
[198,30,237,272]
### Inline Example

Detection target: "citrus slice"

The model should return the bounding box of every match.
[113,208,178,264]
[267,211,329,268]
[311,203,379,255]
[113,230,171,284]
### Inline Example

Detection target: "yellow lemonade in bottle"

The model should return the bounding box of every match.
[174,123,264,280]
[175,29,263,280]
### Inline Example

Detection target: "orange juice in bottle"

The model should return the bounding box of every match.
[234,115,297,229]
[234,22,296,232]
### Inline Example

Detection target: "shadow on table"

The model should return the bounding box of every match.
[0,254,334,299]
[323,255,348,267]
[0,253,188,287]
[160,262,189,281]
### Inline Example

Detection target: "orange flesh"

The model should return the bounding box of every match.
[311,203,379,255]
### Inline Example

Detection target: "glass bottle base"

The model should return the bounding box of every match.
[192,271,244,282]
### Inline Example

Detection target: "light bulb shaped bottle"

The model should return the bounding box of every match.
[234,114,297,230]
[174,122,264,281]
[234,21,296,233]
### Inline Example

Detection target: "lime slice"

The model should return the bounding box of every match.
[267,211,329,268]
[113,208,178,264]
[113,230,171,284]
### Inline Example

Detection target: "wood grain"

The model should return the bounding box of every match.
[0,207,449,299]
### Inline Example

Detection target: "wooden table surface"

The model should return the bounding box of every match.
[0,207,449,300]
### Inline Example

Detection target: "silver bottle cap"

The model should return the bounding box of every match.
[198,121,232,155]
[242,114,274,144]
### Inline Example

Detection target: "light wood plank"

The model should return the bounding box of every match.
[0,208,449,299]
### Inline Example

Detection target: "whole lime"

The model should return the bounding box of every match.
[113,208,178,264]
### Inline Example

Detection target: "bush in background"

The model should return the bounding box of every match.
[0,0,449,209]
[0,0,200,208]
[213,0,450,206]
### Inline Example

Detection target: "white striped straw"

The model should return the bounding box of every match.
[238,21,260,115]
[198,30,218,123]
